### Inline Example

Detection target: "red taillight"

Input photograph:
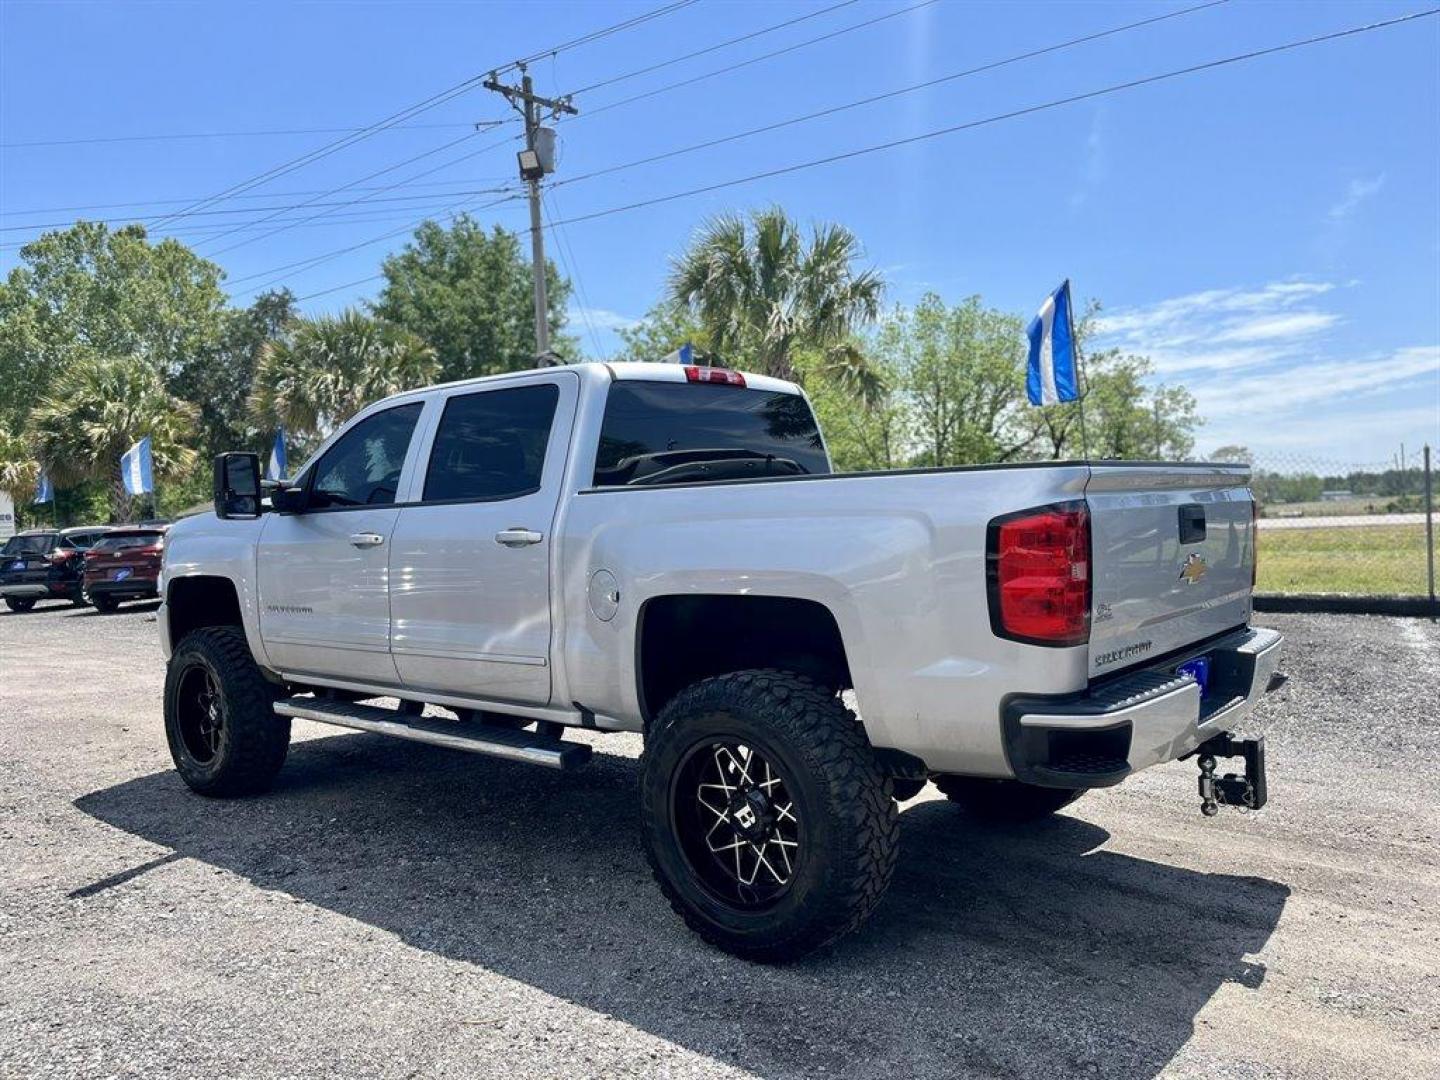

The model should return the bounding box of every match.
[987,502,1091,646]
[683,365,746,387]
[48,548,75,564]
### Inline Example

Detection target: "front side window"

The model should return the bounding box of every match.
[593,381,830,487]
[422,383,560,503]
[310,402,423,508]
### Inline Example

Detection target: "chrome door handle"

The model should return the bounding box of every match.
[495,528,543,548]
[349,532,385,548]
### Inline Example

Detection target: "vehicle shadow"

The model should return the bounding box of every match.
[75,734,1289,1079]
[64,600,162,618]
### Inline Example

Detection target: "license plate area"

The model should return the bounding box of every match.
[113,568,133,581]
[1176,656,1211,695]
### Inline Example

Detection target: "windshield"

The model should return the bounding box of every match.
[2,534,56,557]
[92,532,163,552]
[594,381,830,487]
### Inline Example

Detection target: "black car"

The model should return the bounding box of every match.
[0,526,112,612]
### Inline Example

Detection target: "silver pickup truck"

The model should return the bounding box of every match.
[160,361,1283,961]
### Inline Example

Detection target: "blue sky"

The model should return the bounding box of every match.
[2,0,1437,465]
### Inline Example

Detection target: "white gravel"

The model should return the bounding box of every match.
[1,601,1437,1079]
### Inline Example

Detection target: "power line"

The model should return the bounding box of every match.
[146,0,703,231]
[146,81,492,231]
[0,121,487,150]
[0,185,520,233]
[544,9,1440,231]
[571,0,940,123]
[198,128,499,252]
[0,177,517,218]
[553,0,1230,194]
[564,0,860,96]
[543,189,607,360]
[497,0,703,76]
[0,198,527,252]
[200,128,524,256]
[222,191,521,293]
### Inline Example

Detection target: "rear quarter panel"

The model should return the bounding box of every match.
[557,464,1092,776]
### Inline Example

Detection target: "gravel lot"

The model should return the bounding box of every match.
[1,604,1436,1079]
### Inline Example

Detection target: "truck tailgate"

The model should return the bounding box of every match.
[1085,463,1254,677]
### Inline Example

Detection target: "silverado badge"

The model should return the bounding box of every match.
[1179,552,1208,585]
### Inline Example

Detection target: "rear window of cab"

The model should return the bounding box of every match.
[593,381,830,488]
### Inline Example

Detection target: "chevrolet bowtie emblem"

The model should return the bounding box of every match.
[1179,552,1208,585]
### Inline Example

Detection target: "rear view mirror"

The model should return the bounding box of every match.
[214,452,262,519]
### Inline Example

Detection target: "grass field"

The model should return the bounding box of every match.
[1258,523,1433,595]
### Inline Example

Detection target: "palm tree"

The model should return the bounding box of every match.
[667,207,884,383]
[0,429,40,497]
[249,310,439,440]
[28,355,199,521]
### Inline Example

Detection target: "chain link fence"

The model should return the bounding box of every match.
[1245,448,1436,600]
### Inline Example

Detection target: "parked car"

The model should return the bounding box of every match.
[160,362,1282,961]
[83,526,168,612]
[0,526,112,612]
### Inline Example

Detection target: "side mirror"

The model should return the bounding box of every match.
[270,484,307,514]
[214,452,262,519]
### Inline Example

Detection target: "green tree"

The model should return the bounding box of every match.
[248,310,439,442]
[1022,302,1199,461]
[667,207,884,382]
[28,356,199,522]
[877,294,1035,467]
[372,216,575,380]
[0,222,227,432]
[173,289,297,459]
[613,301,706,362]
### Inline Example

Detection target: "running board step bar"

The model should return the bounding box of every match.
[273,697,592,771]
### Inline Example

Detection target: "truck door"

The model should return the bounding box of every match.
[389,371,577,706]
[256,401,425,684]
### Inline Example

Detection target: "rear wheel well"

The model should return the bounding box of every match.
[166,575,244,646]
[637,594,852,724]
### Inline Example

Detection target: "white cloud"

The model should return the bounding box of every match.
[1327,175,1385,221]
[568,306,637,332]
[1094,278,1440,463]
[1211,312,1340,343]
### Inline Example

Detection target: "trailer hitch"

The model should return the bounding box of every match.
[1191,732,1267,816]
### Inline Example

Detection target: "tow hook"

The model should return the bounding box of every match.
[1192,732,1267,816]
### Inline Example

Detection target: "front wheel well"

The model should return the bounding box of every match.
[166,575,244,646]
[636,594,852,724]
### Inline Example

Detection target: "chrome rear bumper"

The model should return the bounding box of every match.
[1003,626,1284,787]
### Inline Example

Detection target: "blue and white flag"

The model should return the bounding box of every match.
[660,342,695,365]
[1026,280,1080,406]
[120,436,154,497]
[33,471,53,504]
[266,428,287,480]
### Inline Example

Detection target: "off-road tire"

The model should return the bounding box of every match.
[640,669,899,963]
[91,595,119,613]
[5,597,36,613]
[164,625,290,797]
[934,775,1084,822]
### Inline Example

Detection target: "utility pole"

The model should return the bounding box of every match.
[484,65,577,361]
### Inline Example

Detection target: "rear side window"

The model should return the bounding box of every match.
[423,384,560,503]
[310,402,423,508]
[593,381,830,487]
